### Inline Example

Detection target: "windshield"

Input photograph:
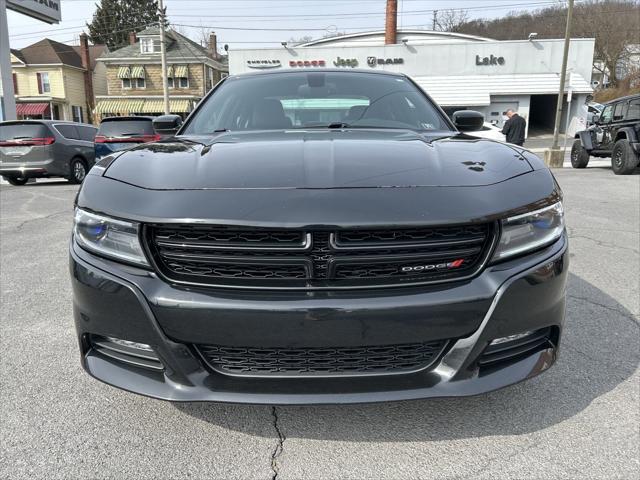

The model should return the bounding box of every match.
[98,119,154,137]
[0,123,48,141]
[182,72,452,134]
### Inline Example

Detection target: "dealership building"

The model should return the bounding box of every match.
[228,30,595,137]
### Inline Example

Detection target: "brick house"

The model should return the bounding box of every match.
[10,35,107,123]
[94,27,228,119]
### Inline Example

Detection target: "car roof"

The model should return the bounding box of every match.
[100,116,155,122]
[228,68,408,80]
[0,119,94,127]
[604,93,640,105]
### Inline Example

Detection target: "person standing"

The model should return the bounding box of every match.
[501,109,527,146]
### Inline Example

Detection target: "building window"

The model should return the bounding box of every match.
[37,72,50,93]
[72,105,83,123]
[168,76,188,88]
[140,38,156,54]
[122,78,131,89]
[12,73,18,94]
[135,77,146,89]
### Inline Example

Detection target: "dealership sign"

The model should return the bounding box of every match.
[289,60,326,67]
[367,57,404,67]
[334,57,358,68]
[7,0,61,24]
[246,60,281,69]
[476,54,505,66]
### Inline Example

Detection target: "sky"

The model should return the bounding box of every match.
[7,0,569,50]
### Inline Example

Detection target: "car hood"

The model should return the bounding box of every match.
[103,130,533,190]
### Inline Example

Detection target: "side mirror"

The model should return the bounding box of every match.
[452,110,484,132]
[592,114,600,124]
[153,114,183,135]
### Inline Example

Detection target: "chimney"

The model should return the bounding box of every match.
[79,33,95,124]
[384,0,398,44]
[129,31,137,45]
[208,32,218,59]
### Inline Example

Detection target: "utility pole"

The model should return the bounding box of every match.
[0,0,17,121]
[158,0,170,115]
[544,0,573,167]
[432,10,438,31]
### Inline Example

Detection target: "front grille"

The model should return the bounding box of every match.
[196,340,448,377]
[146,223,496,290]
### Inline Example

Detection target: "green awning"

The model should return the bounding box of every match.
[130,65,146,78]
[173,65,188,78]
[166,65,174,77]
[117,66,130,79]
[95,99,144,114]
[138,99,192,113]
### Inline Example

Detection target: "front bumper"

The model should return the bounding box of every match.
[70,234,568,404]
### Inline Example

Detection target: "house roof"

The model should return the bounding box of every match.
[72,44,109,70]
[100,28,227,70]
[11,38,107,70]
[10,49,25,63]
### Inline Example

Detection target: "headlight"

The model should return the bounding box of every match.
[73,208,149,266]
[492,202,564,261]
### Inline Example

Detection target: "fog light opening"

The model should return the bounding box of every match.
[489,331,536,346]
[105,336,153,352]
[90,334,164,371]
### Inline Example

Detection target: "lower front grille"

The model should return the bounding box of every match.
[195,340,448,377]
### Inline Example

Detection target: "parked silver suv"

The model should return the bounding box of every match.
[0,120,97,186]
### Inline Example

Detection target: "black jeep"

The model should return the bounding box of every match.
[571,94,640,175]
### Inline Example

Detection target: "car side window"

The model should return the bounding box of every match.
[625,99,639,121]
[599,105,613,123]
[55,124,80,140]
[612,102,625,121]
[77,126,97,142]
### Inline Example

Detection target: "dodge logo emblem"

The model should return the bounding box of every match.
[401,259,464,272]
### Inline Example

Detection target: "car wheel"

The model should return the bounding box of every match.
[570,139,590,168]
[4,176,29,186]
[611,139,640,175]
[68,158,87,184]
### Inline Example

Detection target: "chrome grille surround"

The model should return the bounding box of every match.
[145,222,497,290]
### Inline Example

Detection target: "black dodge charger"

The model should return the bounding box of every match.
[70,70,568,404]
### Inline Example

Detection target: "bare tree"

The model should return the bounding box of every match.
[454,0,640,87]
[435,9,470,32]
[572,0,640,87]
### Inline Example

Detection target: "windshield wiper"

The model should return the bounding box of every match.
[297,122,352,129]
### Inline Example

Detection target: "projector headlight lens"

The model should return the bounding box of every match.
[492,202,564,261]
[74,208,149,266]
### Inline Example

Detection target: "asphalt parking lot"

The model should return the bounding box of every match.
[1,159,638,479]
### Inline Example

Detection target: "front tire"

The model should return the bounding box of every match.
[570,139,590,168]
[4,176,29,186]
[68,158,87,184]
[611,139,640,175]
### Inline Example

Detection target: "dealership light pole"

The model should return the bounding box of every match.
[545,0,574,167]
[158,0,170,115]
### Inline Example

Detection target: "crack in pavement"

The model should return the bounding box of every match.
[561,342,640,377]
[270,406,286,480]
[567,294,640,322]
[10,210,70,231]
[567,227,640,254]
